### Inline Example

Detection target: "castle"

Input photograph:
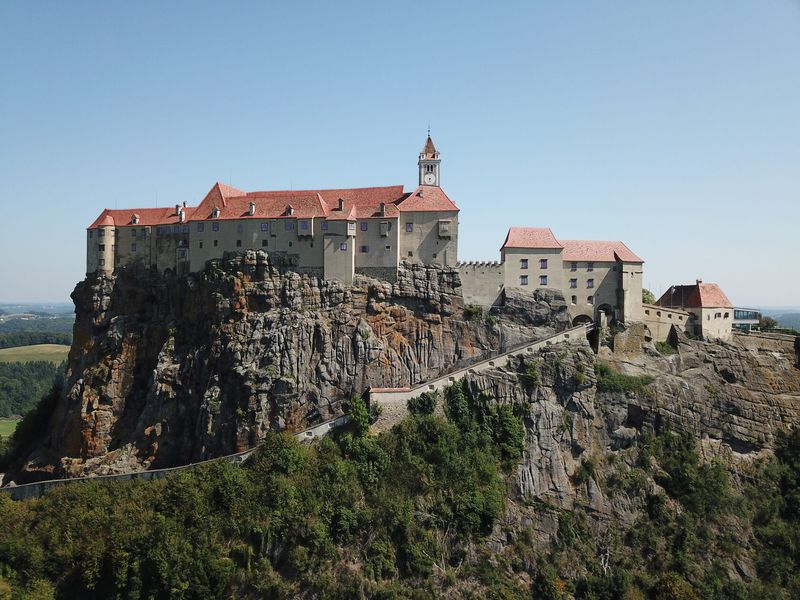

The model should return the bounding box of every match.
[86,136,644,326]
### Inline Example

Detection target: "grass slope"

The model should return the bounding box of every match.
[0,419,19,437]
[0,345,69,364]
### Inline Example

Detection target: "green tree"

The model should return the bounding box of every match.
[642,289,656,304]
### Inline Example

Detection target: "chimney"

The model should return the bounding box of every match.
[249,202,256,216]
[338,198,344,211]
[696,279,703,285]
[380,202,386,216]
[179,208,186,223]
[175,204,181,215]
[182,201,187,208]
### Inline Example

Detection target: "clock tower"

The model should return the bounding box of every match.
[418,134,441,186]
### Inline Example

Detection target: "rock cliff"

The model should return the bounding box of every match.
[457,328,800,555]
[11,252,568,481]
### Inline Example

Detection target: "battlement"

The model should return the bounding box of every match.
[456,261,502,268]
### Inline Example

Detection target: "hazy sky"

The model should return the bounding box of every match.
[0,1,798,306]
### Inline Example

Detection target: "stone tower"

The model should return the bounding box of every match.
[418,134,441,187]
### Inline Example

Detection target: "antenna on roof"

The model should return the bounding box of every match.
[427,122,431,137]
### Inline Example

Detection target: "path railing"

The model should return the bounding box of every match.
[1,414,350,501]
[368,323,593,407]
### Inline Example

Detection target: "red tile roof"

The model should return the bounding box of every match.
[501,227,562,250]
[394,186,458,213]
[656,282,733,309]
[196,184,407,221]
[88,207,196,228]
[560,240,643,263]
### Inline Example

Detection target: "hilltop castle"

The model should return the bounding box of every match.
[86,136,644,325]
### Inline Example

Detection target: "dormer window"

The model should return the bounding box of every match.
[285,205,294,216]
[131,214,139,225]
[248,202,256,216]
[212,207,220,218]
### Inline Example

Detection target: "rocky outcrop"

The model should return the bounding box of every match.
[11,253,568,481]
[456,330,800,546]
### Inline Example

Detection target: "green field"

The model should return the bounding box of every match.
[0,418,19,437]
[0,344,69,364]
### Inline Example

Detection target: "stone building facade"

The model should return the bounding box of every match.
[458,227,644,325]
[87,136,459,285]
[654,280,734,341]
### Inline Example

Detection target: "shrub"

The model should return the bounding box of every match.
[595,362,654,395]
[519,360,540,390]
[655,341,676,356]
[407,391,438,416]
[463,304,484,321]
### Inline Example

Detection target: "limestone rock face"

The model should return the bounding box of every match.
[15,253,565,481]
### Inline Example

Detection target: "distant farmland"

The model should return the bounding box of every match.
[0,344,70,364]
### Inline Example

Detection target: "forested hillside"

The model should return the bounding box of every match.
[1,386,800,599]
[0,361,64,417]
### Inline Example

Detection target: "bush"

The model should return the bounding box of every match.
[407,391,437,416]
[595,362,654,395]
[347,395,371,437]
[655,341,676,356]
[463,304,484,321]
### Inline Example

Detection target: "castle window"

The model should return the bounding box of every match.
[360,245,369,253]
[520,259,528,269]
[173,225,180,234]
[321,221,328,231]
[571,295,577,305]
[212,222,220,232]
[262,239,268,247]
[406,223,413,233]
[587,279,594,288]
[380,221,389,236]
[432,253,437,259]
[301,220,310,230]
[587,262,594,272]
[236,240,242,247]
[587,296,593,304]
[540,259,548,269]
[570,262,577,271]
[237,223,244,234]
[570,278,577,288]
[285,221,294,231]
[199,241,204,249]
[340,243,348,251]
[408,251,413,257]
[197,223,204,233]
[99,229,105,237]
[260,222,269,232]
[131,243,137,252]
[668,313,672,319]
[724,312,729,318]
[213,240,218,247]
[88,230,93,238]
[131,229,137,237]
[98,244,105,251]
[360,222,368,231]
[519,275,528,286]
[347,222,356,233]
[182,225,189,234]
[99,259,105,266]
[539,275,548,286]
[645,309,650,315]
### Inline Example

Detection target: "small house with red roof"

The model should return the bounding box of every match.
[86,136,459,284]
[655,280,734,340]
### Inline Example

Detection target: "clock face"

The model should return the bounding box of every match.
[424,172,436,185]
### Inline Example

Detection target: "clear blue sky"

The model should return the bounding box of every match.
[1,1,798,307]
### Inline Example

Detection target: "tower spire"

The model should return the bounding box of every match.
[418,133,441,187]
